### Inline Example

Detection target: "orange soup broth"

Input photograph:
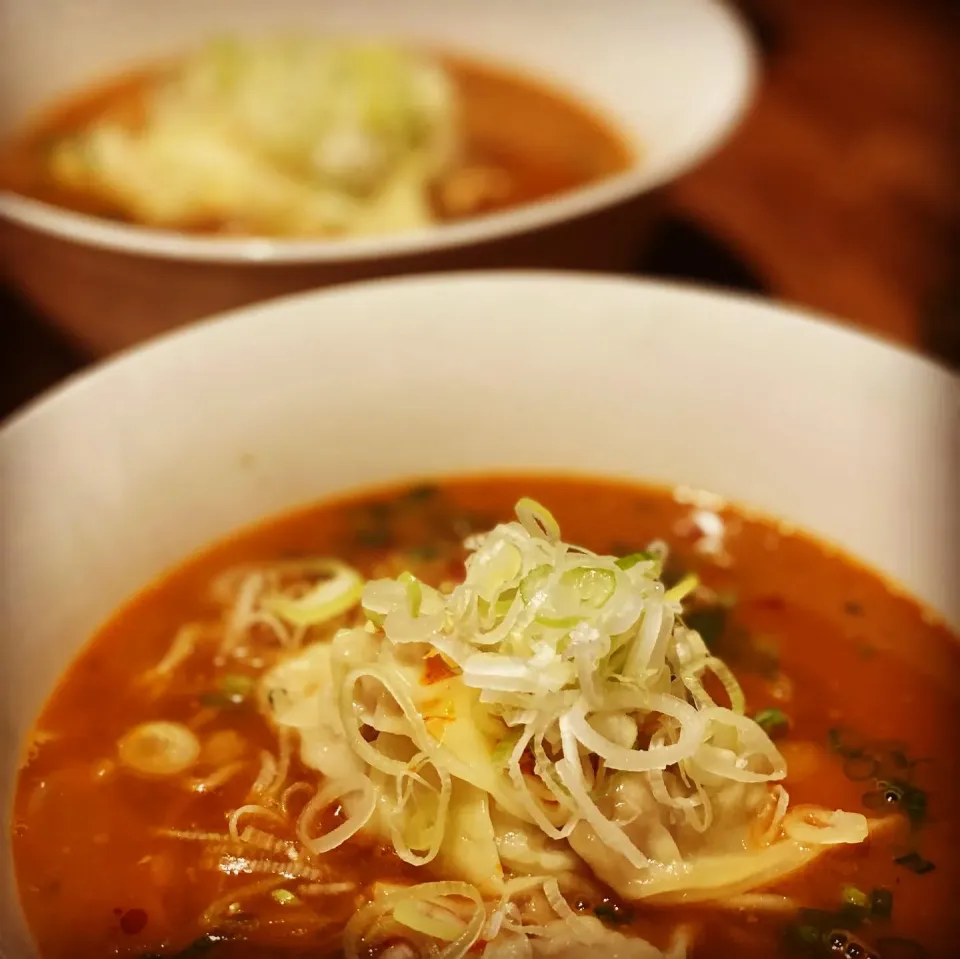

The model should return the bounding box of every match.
[0,53,633,233]
[11,476,960,958]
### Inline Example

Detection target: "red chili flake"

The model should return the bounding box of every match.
[119,909,148,935]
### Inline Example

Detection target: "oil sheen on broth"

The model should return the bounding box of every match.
[11,477,958,959]
[0,39,632,239]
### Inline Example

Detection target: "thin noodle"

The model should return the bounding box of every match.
[298,881,357,896]
[186,760,246,794]
[264,729,295,799]
[281,781,314,817]
[249,750,279,799]
[228,804,286,842]
[219,573,265,657]
[200,876,287,928]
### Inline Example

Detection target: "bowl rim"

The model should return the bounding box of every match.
[0,1,757,264]
[3,270,957,439]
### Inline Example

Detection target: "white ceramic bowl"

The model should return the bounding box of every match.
[1,272,958,955]
[0,0,755,355]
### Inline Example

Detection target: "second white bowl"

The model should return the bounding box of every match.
[0,0,755,354]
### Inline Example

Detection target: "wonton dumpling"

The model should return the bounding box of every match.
[569,771,867,903]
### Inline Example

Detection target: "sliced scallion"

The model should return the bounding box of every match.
[753,707,790,737]
[221,674,254,701]
[869,887,893,919]
[270,888,301,906]
[398,572,423,618]
[842,886,869,909]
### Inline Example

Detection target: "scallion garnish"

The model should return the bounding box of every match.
[863,779,929,827]
[683,604,728,648]
[139,934,224,959]
[869,887,893,919]
[221,673,255,701]
[827,726,868,759]
[357,526,392,548]
[271,888,301,906]
[754,707,790,737]
[594,901,633,926]
[404,483,439,501]
[201,673,255,708]
[842,886,869,909]
[407,544,440,561]
[794,923,821,945]
[900,785,929,827]
[615,552,655,570]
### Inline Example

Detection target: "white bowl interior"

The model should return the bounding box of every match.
[1,273,957,953]
[0,0,754,260]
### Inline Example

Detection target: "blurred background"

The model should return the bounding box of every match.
[2,0,957,418]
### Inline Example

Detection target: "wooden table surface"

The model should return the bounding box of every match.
[671,0,958,354]
[2,0,958,420]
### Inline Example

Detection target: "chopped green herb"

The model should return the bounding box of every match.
[882,780,905,800]
[795,924,821,945]
[828,726,868,759]
[356,527,393,548]
[785,909,833,952]
[829,730,924,814]
[366,501,393,521]
[270,888,301,906]
[861,787,896,812]
[842,886,869,909]
[404,483,439,501]
[836,902,870,928]
[869,887,893,919]
[139,934,224,959]
[797,905,866,935]
[199,692,236,709]
[397,572,423,617]
[178,935,223,958]
[406,544,441,561]
[490,731,523,768]
[754,707,790,737]
[867,779,928,827]
[900,784,928,827]
[795,908,831,930]
[201,673,255,709]
[684,604,728,648]
[615,551,655,570]
[894,851,935,875]
[594,901,634,926]
[221,673,254,700]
